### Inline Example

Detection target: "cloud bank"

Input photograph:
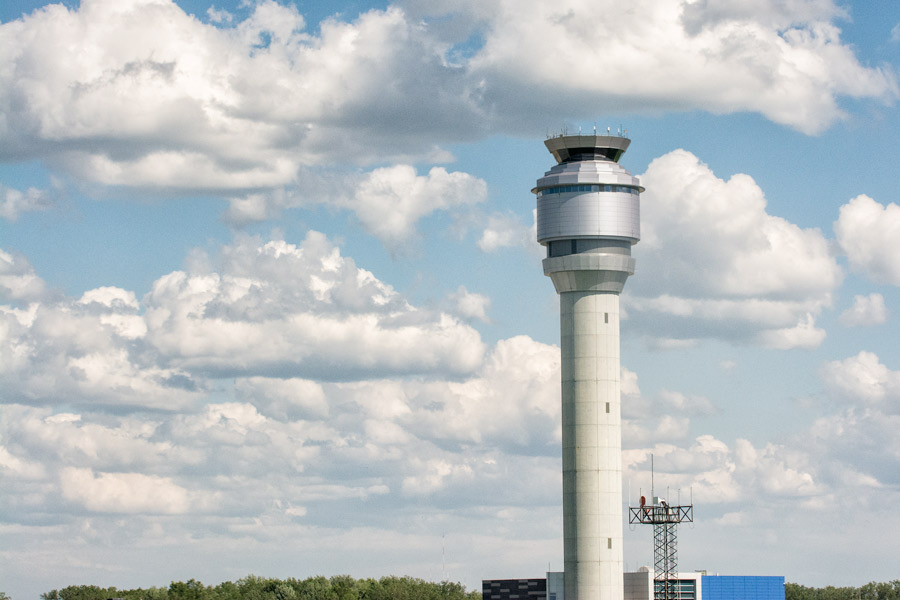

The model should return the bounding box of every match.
[0,0,895,202]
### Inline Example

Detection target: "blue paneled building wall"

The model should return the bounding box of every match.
[703,576,785,600]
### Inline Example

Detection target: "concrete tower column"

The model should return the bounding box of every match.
[533,135,642,600]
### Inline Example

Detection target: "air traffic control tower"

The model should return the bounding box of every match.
[533,134,642,600]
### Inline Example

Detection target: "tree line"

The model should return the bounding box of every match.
[785,582,900,600]
[18,577,900,600]
[37,575,480,600]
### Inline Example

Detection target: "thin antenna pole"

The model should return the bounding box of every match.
[651,454,655,500]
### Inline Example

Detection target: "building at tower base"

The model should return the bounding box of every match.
[481,572,786,600]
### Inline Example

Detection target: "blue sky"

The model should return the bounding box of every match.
[2,0,900,598]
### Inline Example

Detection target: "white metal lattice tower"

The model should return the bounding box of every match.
[628,497,694,600]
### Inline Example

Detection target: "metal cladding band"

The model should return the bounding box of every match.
[534,134,642,600]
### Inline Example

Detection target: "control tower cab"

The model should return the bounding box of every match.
[533,135,643,294]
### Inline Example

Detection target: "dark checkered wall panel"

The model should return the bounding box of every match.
[482,578,547,600]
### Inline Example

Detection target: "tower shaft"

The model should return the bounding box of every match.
[561,290,624,600]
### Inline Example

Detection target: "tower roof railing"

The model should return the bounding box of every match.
[544,134,631,164]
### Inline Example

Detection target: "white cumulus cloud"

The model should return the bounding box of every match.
[60,467,193,514]
[342,165,487,250]
[0,249,47,302]
[823,351,900,406]
[464,0,896,134]
[0,2,484,192]
[1,232,491,409]
[143,232,485,378]
[839,293,888,326]
[1,280,200,409]
[234,377,329,420]
[627,150,840,348]
[447,285,491,322]
[477,210,539,255]
[0,184,54,221]
[835,194,900,285]
[338,334,561,452]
